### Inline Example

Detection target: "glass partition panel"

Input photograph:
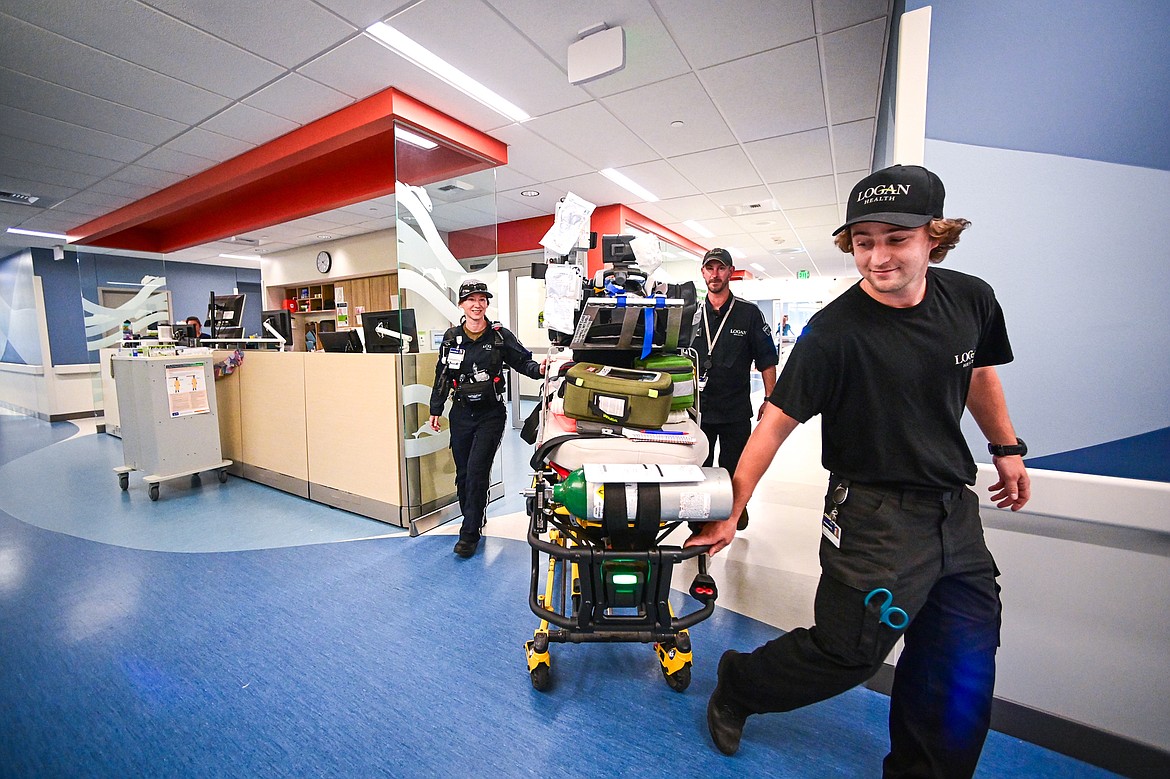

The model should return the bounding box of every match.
[394,125,499,519]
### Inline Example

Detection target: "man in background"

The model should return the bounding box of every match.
[690,247,778,530]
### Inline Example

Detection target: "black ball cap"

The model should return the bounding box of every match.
[702,247,733,267]
[458,279,492,302]
[834,164,946,235]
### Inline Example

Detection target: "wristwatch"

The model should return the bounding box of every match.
[988,437,1027,457]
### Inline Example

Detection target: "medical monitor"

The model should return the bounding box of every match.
[601,234,636,265]
[362,309,419,354]
[320,329,363,353]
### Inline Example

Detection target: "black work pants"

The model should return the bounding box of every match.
[448,400,506,543]
[721,481,1001,778]
[700,418,752,473]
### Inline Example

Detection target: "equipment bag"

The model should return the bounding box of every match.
[562,363,672,429]
[634,354,696,411]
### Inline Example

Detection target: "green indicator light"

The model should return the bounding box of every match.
[611,573,639,585]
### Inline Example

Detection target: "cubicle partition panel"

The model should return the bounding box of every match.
[236,351,309,497]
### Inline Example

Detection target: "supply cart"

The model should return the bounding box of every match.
[111,352,231,500]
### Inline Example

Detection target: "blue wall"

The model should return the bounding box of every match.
[905,0,1170,482]
[29,250,261,366]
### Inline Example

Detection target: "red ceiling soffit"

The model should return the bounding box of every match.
[69,88,508,254]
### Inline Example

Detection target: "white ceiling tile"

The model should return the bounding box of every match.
[493,166,539,191]
[0,153,101,191]
[89,178,155,200]
[142,0,360,69]
[654,194,726,222]
[767,175,838,210]
[164,128,254,163]
[814,0,891,34]
[3,0,287,98]
[547,171,644,208]
[135,146,216,177]
[706,185,774,208]
[199,104,300,145]
[518,101,658,170]
[390,0,587,118]
[831,119,875,173]
[316,0,415,28]
[615,159,701,200]
[488,0,691,98]
[655,0,815,69]
[62,190,136,211]
[0,69,187,146]
[823,18,887,124]
[0,173,79,202]
[243,73,353,125]
[0,105,153,163]
[744,127,833,183]
[0,13,229,124]
[836,168,870,201]
[784,204,839,229]
[701,40,826,142]
[0,134,125,178]
[669,145,763,192]
[601,74,736,158]
[490,124,592,182]
[110,164,186,189]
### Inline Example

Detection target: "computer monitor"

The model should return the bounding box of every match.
[320,329,363,353]
[208,293,246,338]
[362,309,419,354]
[261,309,292,343]
[171,322,196,345]
[601,234,636,265]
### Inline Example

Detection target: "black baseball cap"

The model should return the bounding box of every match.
[457,279,492,302]
[833,164,945,235]
[701,247,733,267]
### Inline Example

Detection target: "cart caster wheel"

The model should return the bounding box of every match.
[191,473,201,486]
[149,484,160,501]
[218,469,228,483]
[118,473,129,491]
[530,663,551,691]
[663,662,692,692]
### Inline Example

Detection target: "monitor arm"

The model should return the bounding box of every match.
[375,324,413,344]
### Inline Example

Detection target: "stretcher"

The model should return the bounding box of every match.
[523,289,731,693]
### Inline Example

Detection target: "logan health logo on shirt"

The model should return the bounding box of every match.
[729,328,747,337]
[954,349,975,368]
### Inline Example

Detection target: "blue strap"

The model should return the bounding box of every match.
[641,308,653,358]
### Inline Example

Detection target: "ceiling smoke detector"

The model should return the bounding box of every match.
[226,235,260,246]
[721,199,780,217]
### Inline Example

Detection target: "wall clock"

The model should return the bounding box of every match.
[316,250,332,273]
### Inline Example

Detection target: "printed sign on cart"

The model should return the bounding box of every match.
[165,363,210,417]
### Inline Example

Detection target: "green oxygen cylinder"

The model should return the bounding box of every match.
[551,468,590,519]
[550,466,734,523]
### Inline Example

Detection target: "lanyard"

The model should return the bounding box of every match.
[702,295,736,360]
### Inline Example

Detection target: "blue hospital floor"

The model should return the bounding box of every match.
[0,413,1116,777]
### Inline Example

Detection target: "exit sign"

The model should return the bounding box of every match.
[797,269,810,279]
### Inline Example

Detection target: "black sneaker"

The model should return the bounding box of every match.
[707,650,749,755]
[453,538,479,558]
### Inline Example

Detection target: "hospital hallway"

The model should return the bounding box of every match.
[0,405,1116,777]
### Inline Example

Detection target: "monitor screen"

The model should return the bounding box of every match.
[320,329,363,353]
[261,309,292,343]
[601,234,636,265]
[208,293,246,337]
[362,308,419,354]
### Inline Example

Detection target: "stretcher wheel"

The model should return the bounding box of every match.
[218,469,228,483]
[191,473,201,486]
[118,473,129,491]
[148,483,160,501]
[663,662,692,692]
[530,663,551,691]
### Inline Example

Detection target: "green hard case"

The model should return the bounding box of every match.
[634,354,696,411]
[563,363,672,429]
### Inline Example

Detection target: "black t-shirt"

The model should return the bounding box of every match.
[691,293,778,424]
[769,267,1013,488]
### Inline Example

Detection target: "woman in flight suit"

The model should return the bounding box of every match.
[428,279,543,558]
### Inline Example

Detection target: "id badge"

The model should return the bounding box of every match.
[446,347,465,369]
[821,511,842,547]
[697,373,708,392]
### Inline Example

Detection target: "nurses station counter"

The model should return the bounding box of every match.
[214,349,475,536]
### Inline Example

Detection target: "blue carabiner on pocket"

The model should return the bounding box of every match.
[865,587,909,630]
